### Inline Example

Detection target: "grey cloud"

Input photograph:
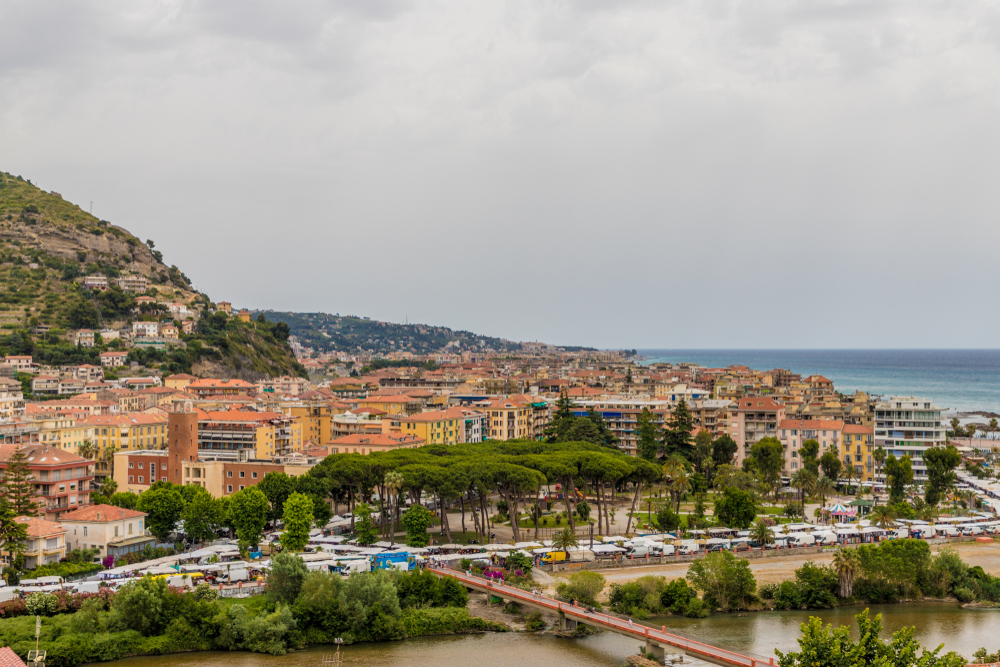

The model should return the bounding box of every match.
[2,0,1000,348]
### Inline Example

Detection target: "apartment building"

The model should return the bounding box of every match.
[288,403,334,445]
[841,424,876,483]
[483,397,532,440]
[571,398,670,456]
[186,378,258,398]
[327,433,424,455]
[730,397,787,467]
[356,394,423,417]
[689,398,733,437]
[199,410,302,458]
[0,444,94,521]
[29,415,95,456]
[389,407,486,445]
[85,413,169,478]
[873,396,946,482]
[778,419,845,474]
[0,378,25,420]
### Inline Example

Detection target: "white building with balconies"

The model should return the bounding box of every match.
[873,396,946,482]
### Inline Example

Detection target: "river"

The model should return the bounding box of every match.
[93,604,999,667]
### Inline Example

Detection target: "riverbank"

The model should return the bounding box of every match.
[547,540,1000,592]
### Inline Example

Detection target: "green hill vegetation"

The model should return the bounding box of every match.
[263,310,595,356]
[0,172,304,380]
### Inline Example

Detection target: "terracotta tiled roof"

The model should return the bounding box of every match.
[778,419,845,430]
[0,444,89,465]
[843,424,874,434]
[58,504,146,523]
[15,516,66,538]
[0,646,26,667]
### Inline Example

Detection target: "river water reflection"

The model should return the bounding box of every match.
[94,604,999,667]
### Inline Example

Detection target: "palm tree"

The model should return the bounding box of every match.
[873,447,886,506]
[384,471,404,547]
[749,519,774,547]
[832,548,860,598]
[869,506,896,530]
[791,468,817,520]
[662,456,690,513]
[814,476,835,511]
[552,526,579,559]
[78,439,97,460]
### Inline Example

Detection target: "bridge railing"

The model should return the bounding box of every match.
[433,567,776,667]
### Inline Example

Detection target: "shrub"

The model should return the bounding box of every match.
[524,611,546,631]
[759,583,778,600]
[773,581,802,610]
[25,592,58,616]
[556,571,606,608]
[953,587,975,603]
[661,578,697,614]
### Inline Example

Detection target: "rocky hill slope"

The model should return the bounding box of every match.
[0,172,305,380]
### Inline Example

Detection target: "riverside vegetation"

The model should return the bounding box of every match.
[0,553,504,667]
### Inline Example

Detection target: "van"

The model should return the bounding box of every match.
[677,543,700,556]
[766,536,791,550]
[540,551,566,565]
[628,546,652,558]
[960,525,983,537]
[934,525,960,538]
[658,544,676,556]
[787,534,816,548]
[813,533,837,546]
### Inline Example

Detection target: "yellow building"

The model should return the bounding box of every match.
[356,395,422,417]
[484,397,531,440]
[200,411,303,458]
[391,408,465,445]
[841,424,876,483]
[84,413,169,478]
[164,373,198,390]
[289,404,334,446]
[29,416,95,457]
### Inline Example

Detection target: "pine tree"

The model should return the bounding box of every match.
[2,449,38,517]
[663,399,695,459]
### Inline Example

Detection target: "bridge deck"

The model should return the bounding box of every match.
[431,568,775,667]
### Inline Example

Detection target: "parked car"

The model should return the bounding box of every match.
[731,540,751,552]
[706,542,730,553]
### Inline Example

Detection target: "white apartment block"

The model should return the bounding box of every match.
[873,396,946,482]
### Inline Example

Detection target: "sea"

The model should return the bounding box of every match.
[639,349,1000,415]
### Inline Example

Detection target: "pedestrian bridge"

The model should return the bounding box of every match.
[431,569,776,667]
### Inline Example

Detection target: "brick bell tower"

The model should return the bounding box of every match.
[168,401,198,484]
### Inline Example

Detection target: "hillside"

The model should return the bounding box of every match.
[262,310,596,356]
[0,172,305,380]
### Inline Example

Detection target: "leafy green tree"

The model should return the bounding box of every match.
[280,492,314,552]
[923,445,961,507]
[798,439,820,475]
[258,472,296,523]
[0,498,27,564]
[354,502,378,546]
[110,576,170,636]
[686,550,757,611]
[776,609,966,667]
[1,448,39,516]
[267,552,308,605]
[229,487,269,550]
[883,453,913,505]
[711,434,738,469]
[819,451,842,483]
[655,506,680,532]
[637,407,663,461]
[713,487,759,529]
[401,504,432,547]
[343,568,405,641]
[664,399,695,457]
[136,486,185,542]
[182,487,225,544]
[108,491,139,509]
[750,437,785,497]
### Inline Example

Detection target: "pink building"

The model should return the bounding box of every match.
[729,397,786,468]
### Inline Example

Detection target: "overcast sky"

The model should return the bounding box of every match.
[2,1,999,350]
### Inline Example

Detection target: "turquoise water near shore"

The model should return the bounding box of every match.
[641,349,1000,414]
